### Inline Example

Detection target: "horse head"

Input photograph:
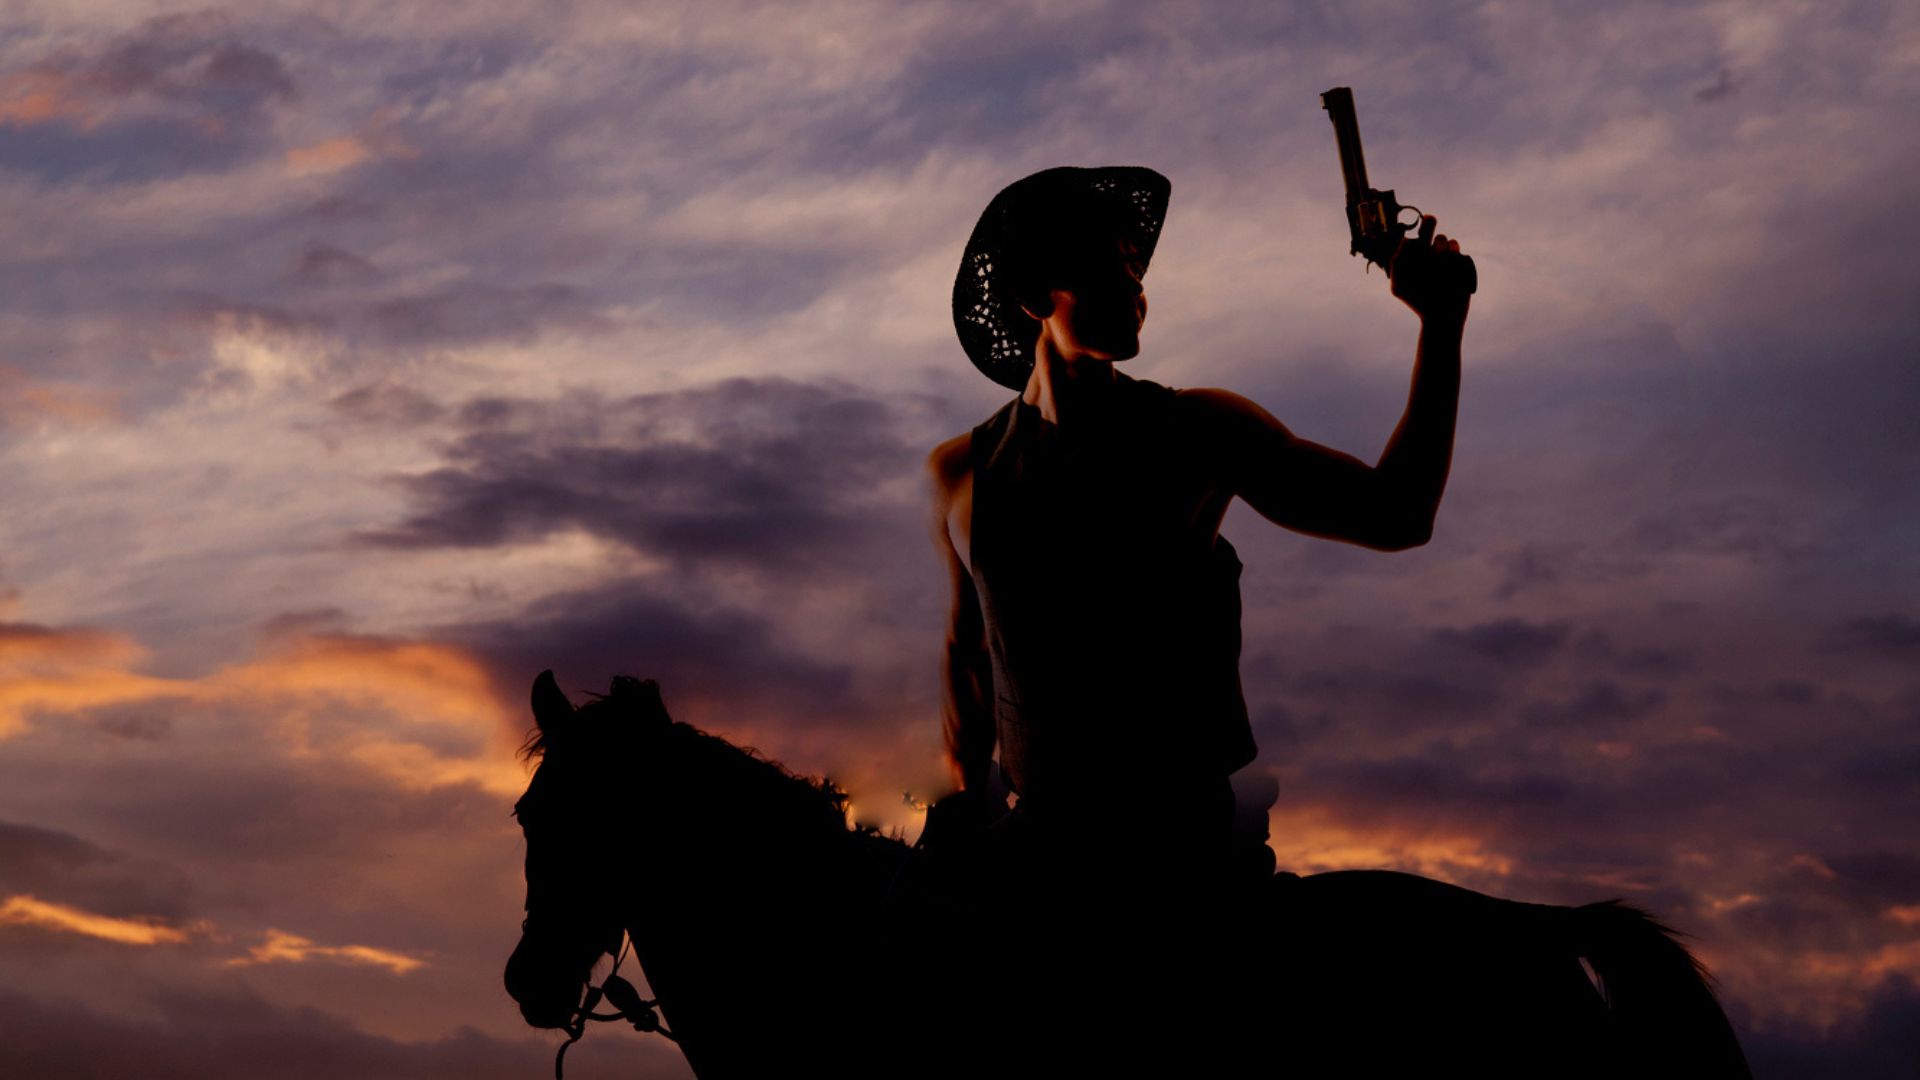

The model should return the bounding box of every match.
[503,670,667,1030]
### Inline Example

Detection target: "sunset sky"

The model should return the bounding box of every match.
[1,2,1917,1076]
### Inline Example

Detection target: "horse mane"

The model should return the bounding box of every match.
[521,677,860,836]
[650,713,855,832]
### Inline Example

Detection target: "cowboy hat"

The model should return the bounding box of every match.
[951,166,1171,390]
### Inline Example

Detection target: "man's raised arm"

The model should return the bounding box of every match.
[926,438,994,795]
[1185,215,1472,551]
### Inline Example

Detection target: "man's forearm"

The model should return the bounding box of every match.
[942,642,995,792]
[1374,313,1464,541]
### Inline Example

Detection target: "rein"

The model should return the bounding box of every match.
[554,932,676,1080]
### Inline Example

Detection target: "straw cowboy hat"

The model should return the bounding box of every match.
[951,166,1171,390]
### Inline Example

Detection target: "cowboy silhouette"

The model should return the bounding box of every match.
[896,167,1470,1063]
[927,165,1469,851]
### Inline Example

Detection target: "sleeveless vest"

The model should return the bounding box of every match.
[968,374,1257,805]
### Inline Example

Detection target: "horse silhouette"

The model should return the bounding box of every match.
[504,673,1751,1078]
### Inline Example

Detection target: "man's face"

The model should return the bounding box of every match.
[1036,236,1147,363]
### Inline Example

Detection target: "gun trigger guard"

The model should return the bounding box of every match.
[1395,204,1423,232]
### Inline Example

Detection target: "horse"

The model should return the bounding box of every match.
[504,673,1751,1078]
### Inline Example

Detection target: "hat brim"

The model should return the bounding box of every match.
[952,166,1171,391]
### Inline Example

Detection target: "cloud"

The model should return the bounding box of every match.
[0,613,522,793]
[450,576,862,733]
[1741,974,1920,1079]
[1521,679,1667,728]
[1822,614,1920,658]
[0,894,196,946]
[0,14,296,182]
[363,377,939,582]
[284,135,371,177]
[1285,664,1503,722]
[1431,618,1572,667]
[227,928,425,975]
[0,818,195,920]
[326,381,444,427]
[0,987,632,1080]
[0,621,187,738]
[0,70,97,129]
[289,243,381,286]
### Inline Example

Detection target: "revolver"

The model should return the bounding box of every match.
[1320,86,1477,293]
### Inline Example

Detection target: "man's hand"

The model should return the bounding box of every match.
[918,787,1008,851]
[1389,214,1473,325]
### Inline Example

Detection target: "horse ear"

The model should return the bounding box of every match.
[531,670,574,734]
[609,676,669,727]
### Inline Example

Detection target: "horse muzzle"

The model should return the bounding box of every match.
[504,934,588,1030]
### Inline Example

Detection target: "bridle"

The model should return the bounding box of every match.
[551,929,676,1080]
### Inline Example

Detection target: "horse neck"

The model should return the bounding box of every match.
[610,729,882,1071]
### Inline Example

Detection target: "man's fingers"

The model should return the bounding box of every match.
[1418,214,1436,244]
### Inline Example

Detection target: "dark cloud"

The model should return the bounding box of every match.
[0,819,195,920]
[364,378,937,582]
[1251,702,1335,748]
[1431,618,1571,667]
[1831,740,1920,814]
[1521,680,1665,728]
[88,707,174,741]
[256,608,354,640]
[1822,614,1920,658]
[1489,542,1567,599]
[1820,851,1920,908]
[289,244,380,286]
[1571,631,1699,678]
[89,14,297,105]
[1621,495,1807,565]
[1285,753,1574,818]
[1694,68,1737,103]
[0,14,296,183]
[0,987,642,1080]
[450,576,860,729]
[1741,976,1920,1080]
[363,283,603,347]
[1285,665,1502,721]
[378,41,517,106]
[326,383,445,428]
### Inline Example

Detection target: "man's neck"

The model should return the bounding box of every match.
[1022,345,1122,431]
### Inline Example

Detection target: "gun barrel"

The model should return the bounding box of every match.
[1320,87,1371,197]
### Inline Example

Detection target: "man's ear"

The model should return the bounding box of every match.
[1018,293,1055,322]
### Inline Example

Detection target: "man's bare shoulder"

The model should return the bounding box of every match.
[1173,386,1260,420]
[1173,387,1295,440]
[925,431,973,501]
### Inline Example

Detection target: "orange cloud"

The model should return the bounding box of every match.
[0,623,188,738]
[0,894,195,945]
[1266,805,1516,882]
[210,633,526,792]
[226,929,425,974]
[218,635,504,727]
[0,70,102,130]
[0,366,120,428]
[285,135,371,177]
[284,125,416,179]
[1,611,524,791]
